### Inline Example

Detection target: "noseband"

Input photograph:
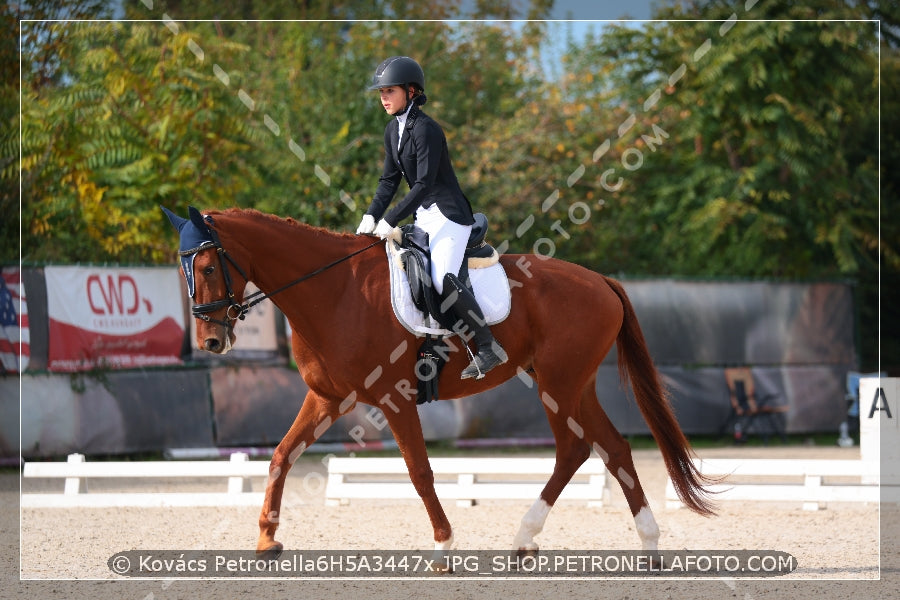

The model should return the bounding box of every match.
[183,226,382,333]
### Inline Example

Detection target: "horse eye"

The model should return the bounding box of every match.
[203,265,215,275]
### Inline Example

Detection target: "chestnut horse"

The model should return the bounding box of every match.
[163,206,714,556]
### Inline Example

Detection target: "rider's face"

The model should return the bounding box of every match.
[379,86,412,115]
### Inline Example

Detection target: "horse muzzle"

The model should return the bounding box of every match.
[194,310,237,354]
[200,327,235,354]
[193,300,244,354]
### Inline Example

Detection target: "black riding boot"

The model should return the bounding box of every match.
[442,273,508,380]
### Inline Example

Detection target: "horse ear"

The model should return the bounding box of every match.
[188,206,209,232]
[160,205,189,233]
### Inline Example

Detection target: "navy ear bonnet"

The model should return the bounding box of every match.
[161,206,215,298]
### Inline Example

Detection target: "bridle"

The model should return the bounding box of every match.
[183,225,382,332]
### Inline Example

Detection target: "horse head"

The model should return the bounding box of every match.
[161,205,248,354]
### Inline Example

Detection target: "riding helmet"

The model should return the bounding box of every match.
[368,56,425,91]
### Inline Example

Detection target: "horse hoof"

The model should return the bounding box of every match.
[510,546,539,571]
[429,561,453,575]
[256,542,284,559]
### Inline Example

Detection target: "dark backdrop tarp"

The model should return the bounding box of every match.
[615,280,855,366]
[14,370,213,458]
[439,364,848,440]
[208,366,453,446]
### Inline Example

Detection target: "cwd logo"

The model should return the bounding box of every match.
[87,274,153,316]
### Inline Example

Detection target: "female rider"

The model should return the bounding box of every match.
[356,56,506,380]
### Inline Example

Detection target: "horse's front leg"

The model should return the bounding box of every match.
[257,390,340,555]
[382,401,453,553]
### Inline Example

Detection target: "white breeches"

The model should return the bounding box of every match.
[415,204,471,295]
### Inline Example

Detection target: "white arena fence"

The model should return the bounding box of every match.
[21,453,609,509]
[665,458,880,511]
[22,452,268,508]
[324,456,608,507]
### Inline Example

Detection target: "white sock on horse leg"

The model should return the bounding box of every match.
[433,533,454,552]
[634,505,660,551]
[513,498,551,551]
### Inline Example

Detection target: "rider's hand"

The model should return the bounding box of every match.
[355,214,376,235]
[374,218,400,242]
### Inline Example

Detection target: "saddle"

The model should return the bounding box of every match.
[397,212,498,331]
[392,213,501,404]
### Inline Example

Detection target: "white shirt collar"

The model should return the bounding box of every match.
[396,101,415,126]
[396,102,414,150]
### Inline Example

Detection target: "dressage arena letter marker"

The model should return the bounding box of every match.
[867,387,892,419]
[860,378,899,497]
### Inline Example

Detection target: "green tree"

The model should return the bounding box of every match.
[530,2,890,370]
[15,21,266,263]
[2,0,114,263]
[8,0,553,264]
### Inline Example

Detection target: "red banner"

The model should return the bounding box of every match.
[45,266,185,371]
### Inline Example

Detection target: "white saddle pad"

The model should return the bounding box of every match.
[386,242,512,336]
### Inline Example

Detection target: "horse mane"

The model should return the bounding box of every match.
[206,207,360,242]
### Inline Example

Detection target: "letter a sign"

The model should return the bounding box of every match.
[859,378,900,490]
[868,386,893,419]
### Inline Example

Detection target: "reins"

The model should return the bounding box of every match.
[188,227,382,330]
[242,237,383,309]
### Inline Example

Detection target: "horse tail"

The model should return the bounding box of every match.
[603,276,717,516]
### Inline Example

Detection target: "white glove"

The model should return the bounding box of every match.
[356,214,376,234]
[374,218,401,242]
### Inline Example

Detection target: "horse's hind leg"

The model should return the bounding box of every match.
[512,388,591,553]
[578,384,660,551]
[512,432,590,554]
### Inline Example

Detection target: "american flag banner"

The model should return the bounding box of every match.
[0,267,29,372]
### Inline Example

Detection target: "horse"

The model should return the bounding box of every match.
[163,206,715,557]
